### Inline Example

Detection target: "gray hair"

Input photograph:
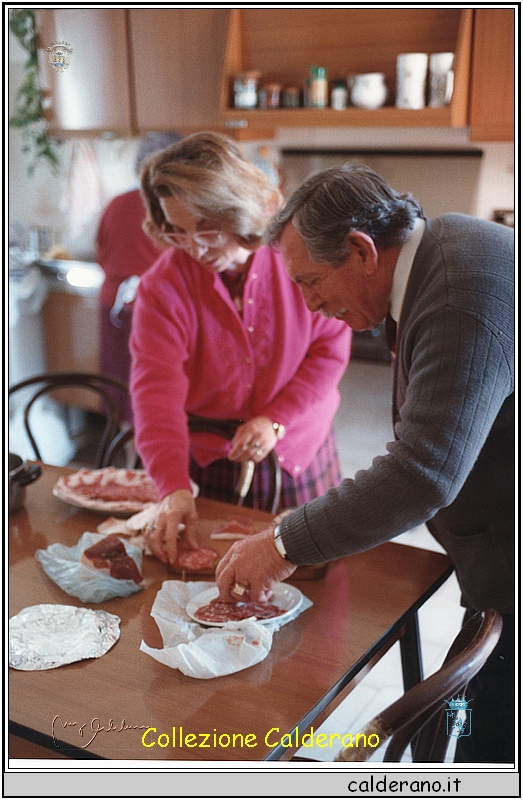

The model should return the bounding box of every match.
[266,162,423,266]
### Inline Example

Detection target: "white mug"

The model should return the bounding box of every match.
[396,53,428,110]
[429,52,454,108]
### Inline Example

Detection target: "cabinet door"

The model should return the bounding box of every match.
[129,8,229,131]
[37,9,133,134]
[469,9,514,141]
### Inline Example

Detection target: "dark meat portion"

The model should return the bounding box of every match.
[81,534,143,584]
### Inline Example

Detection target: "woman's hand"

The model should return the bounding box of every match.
[144,489,198,566]
[215,528,296,603]
[228,416,277,463]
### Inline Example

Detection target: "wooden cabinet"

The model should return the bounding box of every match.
[43,291,100,410]
[468,8,514,142]
[37,8,134,135]
[128,9,229,131]
[37,8,230,135]
[36,8,513,141]
[219,8,473,131]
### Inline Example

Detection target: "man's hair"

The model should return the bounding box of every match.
[266,162,423,266]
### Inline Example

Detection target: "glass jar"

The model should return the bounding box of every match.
[331,79,348,110]
[233,71,261,110]
[309,66,328,108]
[283,86,300,108]
[263,83,282,109]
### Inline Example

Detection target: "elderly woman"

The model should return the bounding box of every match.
[130,132,351,565]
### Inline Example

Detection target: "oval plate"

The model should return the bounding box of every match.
[186,583,303,628]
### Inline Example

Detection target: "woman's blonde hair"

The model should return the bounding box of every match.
[140,131,282,249]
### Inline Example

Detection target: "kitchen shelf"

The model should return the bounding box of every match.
[223,106,457,130]
[219,8,472,131]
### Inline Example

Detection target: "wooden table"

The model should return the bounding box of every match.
[9,464,452,762]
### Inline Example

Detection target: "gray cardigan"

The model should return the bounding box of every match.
[281,214,514,614]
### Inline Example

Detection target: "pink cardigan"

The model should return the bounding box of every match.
[130,245,351,499]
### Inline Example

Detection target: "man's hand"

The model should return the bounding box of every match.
[144,489,198,566]
[228,416,277,464]
[215,527,297,602]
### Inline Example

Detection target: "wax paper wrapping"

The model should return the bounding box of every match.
[140,580,312,679]
[36,531,144,603]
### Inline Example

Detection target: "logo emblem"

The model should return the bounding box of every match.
[46,42,73,72]
[446,695,472,738]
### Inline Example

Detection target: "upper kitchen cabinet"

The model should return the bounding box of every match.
[128,9,229,131]
[36,8,230,135]
[37,9,134,135]
[219,8,473,130]
[468,8,514,142]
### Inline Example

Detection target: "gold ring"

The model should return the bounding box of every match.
[232,582,247,596]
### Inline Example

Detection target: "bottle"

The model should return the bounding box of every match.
[309,66,328,108]
[331,79,348,110]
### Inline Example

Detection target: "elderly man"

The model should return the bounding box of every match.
[216,163,514,763]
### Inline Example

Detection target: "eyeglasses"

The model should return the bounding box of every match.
[159,222,227,249]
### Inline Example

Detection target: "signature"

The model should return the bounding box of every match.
[52,715,150,749]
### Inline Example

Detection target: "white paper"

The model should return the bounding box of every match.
[140,580,312,679]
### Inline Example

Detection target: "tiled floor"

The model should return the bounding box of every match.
[295,358,463,762]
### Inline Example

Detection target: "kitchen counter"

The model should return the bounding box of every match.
[35,259,104,298]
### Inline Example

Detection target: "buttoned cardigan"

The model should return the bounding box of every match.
[130,245,351,500]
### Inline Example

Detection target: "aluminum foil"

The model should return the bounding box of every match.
[9,604,120,671]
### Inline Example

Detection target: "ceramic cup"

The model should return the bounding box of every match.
[428,52,454,108]
[396,53,429,109]
[348,73,388,109]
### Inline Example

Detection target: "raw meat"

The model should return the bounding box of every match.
[81,534,143,584]
[195,597,284,624]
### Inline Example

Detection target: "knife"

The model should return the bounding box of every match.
[235,459,255,506]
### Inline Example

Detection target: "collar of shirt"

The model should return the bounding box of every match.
[388,217,426,323]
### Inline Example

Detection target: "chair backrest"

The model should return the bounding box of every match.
[333,609,503,763]
[8,372,130,469]
[105,414,282,513]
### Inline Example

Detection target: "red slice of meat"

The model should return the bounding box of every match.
[67,470,159,504]
[81,534,143,584]
[174,546,219,571]
[108,554,143,584]
[195,597,284,623]
[83,534,126,560]
[194,600,247,623]
[240,601,285,619]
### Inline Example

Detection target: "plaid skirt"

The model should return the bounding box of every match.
[189,428,342,513]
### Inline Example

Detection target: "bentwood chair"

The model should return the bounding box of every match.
[8,372,132,469]
[292,609,502,763]
[105,414,282,514]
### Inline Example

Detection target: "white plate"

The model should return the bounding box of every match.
[53,468,198,516]
[53,467,159,515]
[186,583,303,627]
[9,604,121,671]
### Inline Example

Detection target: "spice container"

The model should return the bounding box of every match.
[233,71,261,110]
[283,86,300,108]
[309,66,328,108]
[263,83,282,109]
[331,79,348,110]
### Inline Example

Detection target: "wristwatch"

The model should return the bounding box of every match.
[273,524,288,559]
[272,421,286,440]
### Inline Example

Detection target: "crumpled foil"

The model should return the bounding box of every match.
[9,604,120,671]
